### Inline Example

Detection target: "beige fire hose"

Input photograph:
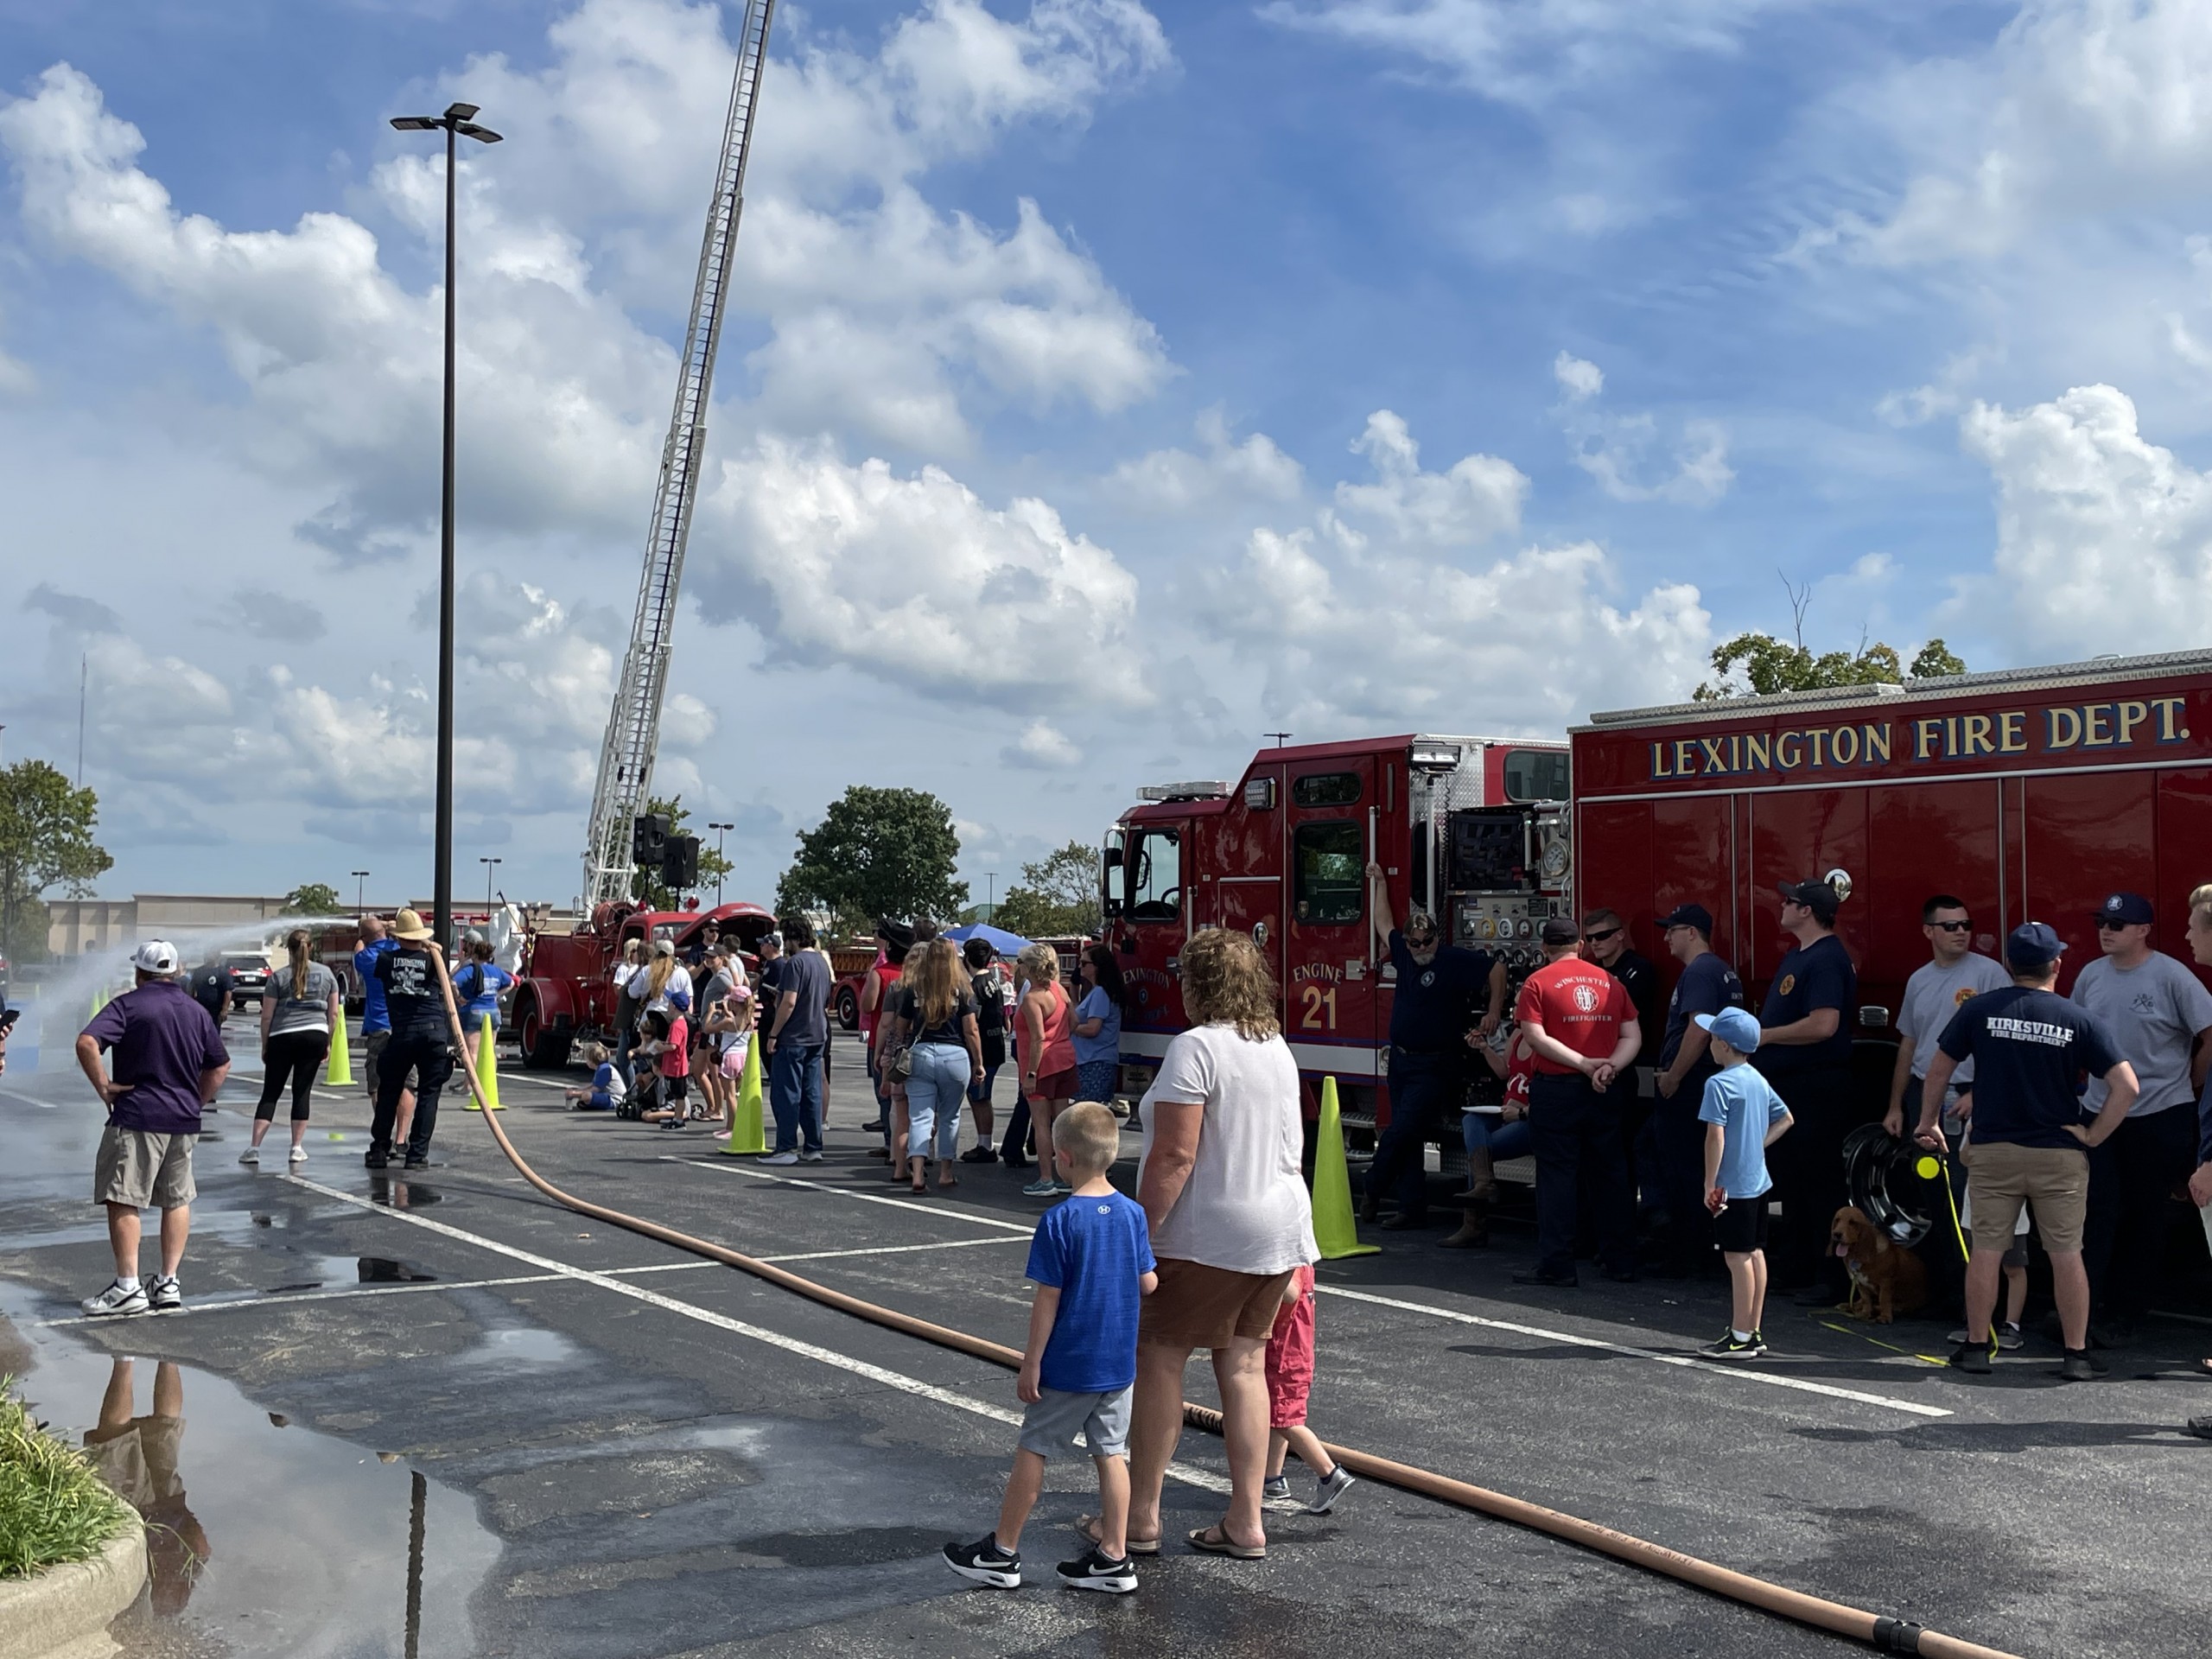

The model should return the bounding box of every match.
[425,950,2018,1659]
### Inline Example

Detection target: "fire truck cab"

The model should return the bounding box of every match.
[1104,733,1571,1134]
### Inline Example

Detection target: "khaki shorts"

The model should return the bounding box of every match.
[83,1414,186,1510]
[94,1128,196,1211]
[1140,1257,1298,1351]
[1967,1140,2088,1254]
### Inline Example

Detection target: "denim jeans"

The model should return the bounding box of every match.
[1369,1050,1462,1217]
[906,1042,969,1163]
[769,1039,825,1154]
[1462,1109,1532,1164]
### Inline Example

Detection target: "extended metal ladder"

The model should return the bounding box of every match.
[582,0,778,906]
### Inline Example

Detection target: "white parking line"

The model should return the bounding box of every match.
[1313,1285,1950,1419]
[679,1157,1949,1421]
[759,1238,1032,1263]
[0,1086,60,1111]
[282,1173,1230,1495]
[33,1260,724,1328]
[671,1158,1039,1234]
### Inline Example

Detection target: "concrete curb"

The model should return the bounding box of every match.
[0,1524,147,1659]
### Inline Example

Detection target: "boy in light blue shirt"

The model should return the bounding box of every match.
[1695,1007,1794,1362]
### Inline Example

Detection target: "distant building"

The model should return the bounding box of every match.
[47,894,296,956]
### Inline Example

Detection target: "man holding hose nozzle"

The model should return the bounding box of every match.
[366,908,454,1171]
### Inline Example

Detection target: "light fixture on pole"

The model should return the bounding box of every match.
[708,822,733,906]
[351,870,371,912]
[480,856,503,919]
[389,100,502,954]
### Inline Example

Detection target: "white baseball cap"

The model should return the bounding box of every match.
[131,940,181,975]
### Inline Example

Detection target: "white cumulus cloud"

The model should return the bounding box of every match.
[1331,410,1527,546]
[1106,406,1305,512]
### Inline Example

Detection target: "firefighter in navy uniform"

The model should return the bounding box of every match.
[1581,907,1665,1235]
[1363,861,1506,1230]
[1755,879,1859,1300]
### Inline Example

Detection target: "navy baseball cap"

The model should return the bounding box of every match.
[1777,878,1840,924]
[2005,922,2063,969]
[1658,903,1713,937]
[2094,892,2154,927]
[1695,1007,1762,1052]
[1539,915,1580,946]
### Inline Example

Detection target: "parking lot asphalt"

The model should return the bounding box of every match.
[3,1023,2209,1658]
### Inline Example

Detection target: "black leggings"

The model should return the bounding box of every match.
[257,1029,330,1122]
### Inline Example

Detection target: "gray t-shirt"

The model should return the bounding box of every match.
[266,962,339,1037]
[1136,1024,1319,1275]
[1898,954,2012,1084]
[2071,951,2212,1116]
[773,950,831,1048]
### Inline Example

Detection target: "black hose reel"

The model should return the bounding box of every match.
[1840,1122,1945,1249]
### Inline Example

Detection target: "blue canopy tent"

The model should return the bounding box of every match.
[941,922,1033,957]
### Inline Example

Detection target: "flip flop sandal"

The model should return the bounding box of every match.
[1187,1524,1265,1560]
[910,1181,928,1193]
[1077,1514,1158,1555]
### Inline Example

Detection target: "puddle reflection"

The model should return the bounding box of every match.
[1,1288,500,1657]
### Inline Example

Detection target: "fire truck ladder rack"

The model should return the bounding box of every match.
[582,0,778,908]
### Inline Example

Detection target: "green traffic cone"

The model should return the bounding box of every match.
[1312,1076,1379,1259]
[719,1037,766,1155]
[465,1013,504,1110]
[325,1018,354,1086]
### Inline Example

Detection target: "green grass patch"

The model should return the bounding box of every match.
[0,1377,137,1580]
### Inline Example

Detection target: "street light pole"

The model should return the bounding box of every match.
[480,856,502,919]
[708,822,733,906]
[390,101,501,952]
[352,870,371,912]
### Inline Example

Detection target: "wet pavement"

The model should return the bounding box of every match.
[3,1023,2209,1656]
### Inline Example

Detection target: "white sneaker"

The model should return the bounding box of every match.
[288,1145,308,1165]
[238,1145,260,1166]
[81,1280,149,1317]
[148,1276,182,1312]
[761,1151,800,1166]
[798,1150,824,1163]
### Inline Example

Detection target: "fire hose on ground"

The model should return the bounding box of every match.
[420,949,2018,1659]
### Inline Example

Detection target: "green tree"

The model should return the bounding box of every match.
[776,786,966,926]
[0,760,112,967]
[994,841,1103,939]
[630,795,735,912]
[282,882,342,916]
[1694,578,1967,700]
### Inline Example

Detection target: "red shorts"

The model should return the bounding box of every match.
[1031,1066,1077,1102]
[1264,1265,1316,1429]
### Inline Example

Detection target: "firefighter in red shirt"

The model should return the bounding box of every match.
[1512,915,1643,1287]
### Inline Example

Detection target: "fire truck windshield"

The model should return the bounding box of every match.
[1503,749,1570,803]
[1128,829,1180,923]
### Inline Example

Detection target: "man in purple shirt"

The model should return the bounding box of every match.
[75,941,230,1317]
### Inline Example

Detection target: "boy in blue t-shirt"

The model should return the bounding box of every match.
[1695,1007,1795,1362]
[944,1103,1155,1595]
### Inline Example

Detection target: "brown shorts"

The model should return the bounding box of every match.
[1032,1066,1077,1103]
[1967,1140,2088,1254]
[93,1128,196,1211]
[1140,1257,1298,1350]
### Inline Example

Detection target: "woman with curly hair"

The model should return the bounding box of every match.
[1099,927,1316,1563]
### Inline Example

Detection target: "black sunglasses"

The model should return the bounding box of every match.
[1582,926,1621,944]
[2095,919,2135,931]
[1929,920,1971,932]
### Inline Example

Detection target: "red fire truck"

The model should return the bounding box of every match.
[1571,648,2212,1070]
[1104,734,1571,1131]
[513,900,777,1068]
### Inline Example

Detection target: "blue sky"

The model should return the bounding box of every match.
[5,0,2212,913]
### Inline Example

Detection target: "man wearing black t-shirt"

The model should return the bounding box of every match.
[1651,904,1745,1271]
[368,909,454,1171]
[1756,879,1859,1294]
[1919,923,2137,1380]
[1363,861,1506,1229]
[1583,907,1664,1224]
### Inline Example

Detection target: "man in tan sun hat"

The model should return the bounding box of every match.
[368,909,454,1170]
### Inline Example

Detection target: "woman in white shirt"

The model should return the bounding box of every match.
[1112,927,1317,1562]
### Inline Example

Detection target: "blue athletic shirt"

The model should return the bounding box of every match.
[1698,1062,1791,1199]
[454,962,513,1021]
[1026,1188,1155,1393]
[1074,986,1122,1065]
[1936,985,2120,1150]
[355,937,398,1035]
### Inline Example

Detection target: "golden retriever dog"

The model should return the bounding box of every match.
[1829,1205,1928,1325]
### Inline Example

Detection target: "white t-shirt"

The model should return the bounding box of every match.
[1136,1024,1318,1275]
[1898,954,2012,1084]
[2071,951,2212,1116]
